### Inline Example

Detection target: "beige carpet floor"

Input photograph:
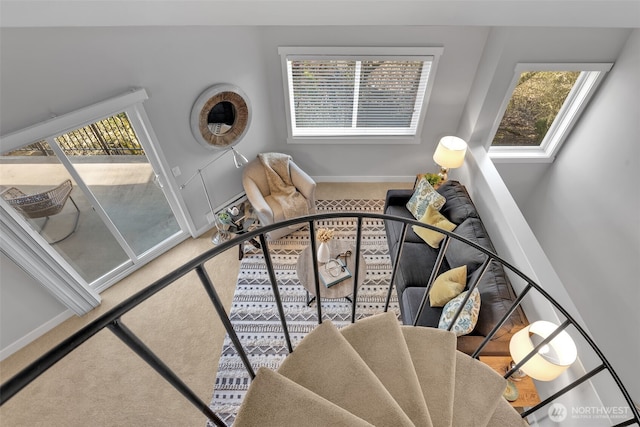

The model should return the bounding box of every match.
[0,181,412,427]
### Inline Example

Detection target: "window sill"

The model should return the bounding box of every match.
[287,135,422,145]
[488,147,555,163]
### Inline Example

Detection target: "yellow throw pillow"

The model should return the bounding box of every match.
[412,204,457,249]
[429,265,467,307]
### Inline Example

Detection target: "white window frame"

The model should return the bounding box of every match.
[488,63,613,163]
[279,46,443,145]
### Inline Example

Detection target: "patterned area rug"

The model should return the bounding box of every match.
[207,199,400,426]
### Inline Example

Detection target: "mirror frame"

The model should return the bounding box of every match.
[190,84,251,150]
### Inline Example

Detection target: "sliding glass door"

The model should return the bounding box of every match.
[0,104,185,291]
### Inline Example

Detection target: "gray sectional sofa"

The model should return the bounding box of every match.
[384,180,528,355]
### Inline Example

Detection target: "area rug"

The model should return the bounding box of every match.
[207,199,400,426]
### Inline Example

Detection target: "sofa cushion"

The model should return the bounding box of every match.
[406,177,446,219]
[394,242,450,296]
[429,265,467,307]
[438,289,481,337]
[413,205,457,249]
[446,217,495,272]
[401,287,443,327]
[437,181,479,225]
[468,262,527,340]
[385,205,426,245]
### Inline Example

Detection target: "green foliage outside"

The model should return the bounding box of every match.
[492,71,580,146]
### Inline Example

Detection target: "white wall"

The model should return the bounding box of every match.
[0,253,70,359]
[521,29,640,403]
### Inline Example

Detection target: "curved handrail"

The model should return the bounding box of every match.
[1,212,638,426]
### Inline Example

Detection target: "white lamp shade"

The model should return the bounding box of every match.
[433,136,468,169]
[509,321,578,381]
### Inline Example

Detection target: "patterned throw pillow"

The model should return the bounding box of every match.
[438,289,481,336]
[406,177,446,220]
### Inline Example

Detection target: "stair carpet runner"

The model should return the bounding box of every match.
[232,312,528,426]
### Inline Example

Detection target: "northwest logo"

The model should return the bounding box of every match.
[549,403,568,423]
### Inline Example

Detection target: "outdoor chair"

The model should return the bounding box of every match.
[1,179,80,244]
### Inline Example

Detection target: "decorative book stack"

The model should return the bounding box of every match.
[318,258,352,288]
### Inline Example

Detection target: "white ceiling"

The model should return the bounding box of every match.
[1,0,639,28]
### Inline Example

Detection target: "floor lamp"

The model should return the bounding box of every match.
[180,147,248,244]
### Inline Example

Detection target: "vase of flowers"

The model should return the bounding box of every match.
[316,228,334,264]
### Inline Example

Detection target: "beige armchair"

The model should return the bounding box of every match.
[242,154,316,240]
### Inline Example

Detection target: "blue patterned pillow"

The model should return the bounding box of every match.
[406,178,446,219]
[438,289,481,336]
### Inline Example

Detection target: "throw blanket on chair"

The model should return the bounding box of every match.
[258,153,309,220]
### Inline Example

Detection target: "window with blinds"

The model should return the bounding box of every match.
[279,47,443,142]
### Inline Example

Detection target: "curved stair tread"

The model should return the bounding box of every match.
[486,397,529,427]
[401,326,457,427]
[277,320,415,427]
[234,367,374,427]
[452,351,506,427]
[341,312,433,427]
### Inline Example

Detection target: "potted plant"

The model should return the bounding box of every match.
[421,172,443,188]
[217,211,232,230]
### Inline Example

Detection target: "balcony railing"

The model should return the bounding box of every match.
[5,113,144,157]
[1,212,638,426]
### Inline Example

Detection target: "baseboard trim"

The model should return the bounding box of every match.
[313,176,415,183]
[0,309,74,362]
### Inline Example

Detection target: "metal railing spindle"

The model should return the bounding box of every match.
[195,264,255,380]
[107,319,228,427]
[351,216,363,323]
[471,282,533,359]
[259,234,294,354]
[520,364,606,418]
[308,220,323,324]
[446,257,492,333]
[413,235,450,326]
[384,222,408,312]
[504,319,572,379]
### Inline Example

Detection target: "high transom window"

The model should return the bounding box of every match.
[489,63,613,162]
[279,47,443,143]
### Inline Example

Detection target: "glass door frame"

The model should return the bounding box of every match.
[0,89,191,312]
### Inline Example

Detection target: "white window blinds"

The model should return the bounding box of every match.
[285,55,433,137]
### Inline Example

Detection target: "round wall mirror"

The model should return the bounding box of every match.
[190,84,251,150]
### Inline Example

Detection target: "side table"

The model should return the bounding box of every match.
[212,200,261,259]
[296,240,367,306]
[231,200,261,260]
[480,356,541,409]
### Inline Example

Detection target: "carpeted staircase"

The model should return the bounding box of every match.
[232,312,528,426]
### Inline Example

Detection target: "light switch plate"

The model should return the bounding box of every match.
[172,166,181,177]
